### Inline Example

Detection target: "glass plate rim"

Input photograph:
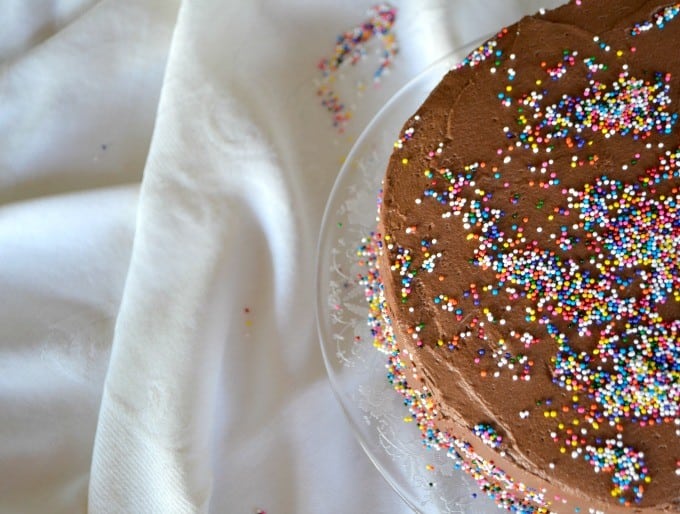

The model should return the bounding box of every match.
[314,38,492,514]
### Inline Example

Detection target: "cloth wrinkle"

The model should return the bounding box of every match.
[0,1,569,513]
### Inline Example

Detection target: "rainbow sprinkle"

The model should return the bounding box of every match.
[524,69,677,143]
[472,423,504,449]
[317,3,398,132]
[630,2,680,36]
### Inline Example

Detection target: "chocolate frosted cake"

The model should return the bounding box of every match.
[369,0,680,511]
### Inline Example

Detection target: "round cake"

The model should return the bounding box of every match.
[373,0,680,511]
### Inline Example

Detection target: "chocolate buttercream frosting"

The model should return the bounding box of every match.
[376,0,680,511]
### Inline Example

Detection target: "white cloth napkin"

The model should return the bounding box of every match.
[0,1,563,512]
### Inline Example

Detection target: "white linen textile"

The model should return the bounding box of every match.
[0,1,562,512]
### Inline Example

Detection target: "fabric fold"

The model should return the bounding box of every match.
[0,1,568,512]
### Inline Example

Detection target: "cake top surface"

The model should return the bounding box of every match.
[378,0,680,510]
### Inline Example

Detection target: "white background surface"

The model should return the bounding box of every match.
[0,1,563,512]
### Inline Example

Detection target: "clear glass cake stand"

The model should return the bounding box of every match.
[315,45,502,513]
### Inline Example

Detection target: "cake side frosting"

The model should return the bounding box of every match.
[375,0,680,511]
